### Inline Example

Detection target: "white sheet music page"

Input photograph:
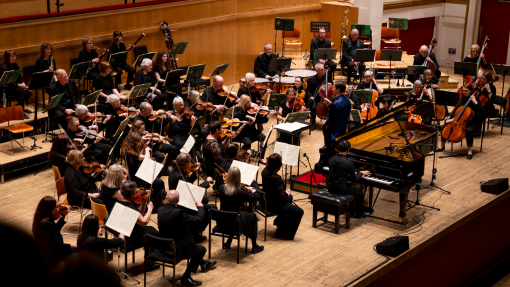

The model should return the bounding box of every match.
[273,141,285,157]
[106,203,139,237]
[275,122,307,132]
[231,160,259,185]
[135,157,163,184]
[176,180,198,211]
[273,142,300,166]
[180,135,196,154]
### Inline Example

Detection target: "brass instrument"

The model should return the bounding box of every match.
[341,10,349,41]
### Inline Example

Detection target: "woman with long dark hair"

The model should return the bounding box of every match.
[48,134,74,176]
[77,214,124,262]
[35,42,57,81]
[154,51,182,108]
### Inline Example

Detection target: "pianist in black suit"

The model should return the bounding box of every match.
[328,140,372,218]
[376,96,394,118]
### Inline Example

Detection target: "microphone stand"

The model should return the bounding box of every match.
[294,153,315,202]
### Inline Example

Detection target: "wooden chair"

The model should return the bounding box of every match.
[52,165,61,182]
[283,28,302,58]
[0,106,35,156]
[90,198,109,226]
[55,177,88,234]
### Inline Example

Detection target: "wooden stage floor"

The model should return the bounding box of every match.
[0,67,509,286]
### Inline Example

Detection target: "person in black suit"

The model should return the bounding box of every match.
[410,45,440,82]
[310,27,337,79]
[0,50,33,119]
[47,69,79,128]
[157,190,217,287]
[341,29,365,85]
[77,214,124,262]
[32,196,77,266]
[254,43,279,79]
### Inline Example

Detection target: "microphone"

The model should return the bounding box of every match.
[303,153,307,158]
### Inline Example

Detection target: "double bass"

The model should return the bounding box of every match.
[423,37,442,79]
[160,21,178,70]
[466,36,489,86]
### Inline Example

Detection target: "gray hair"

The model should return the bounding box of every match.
[413,80,423,90]
[139,102,151,111]
[173,96,183,107]
[106,94,119,104]
[264,43,272,50]
[419,45,428,52]
[364,70,373,77]
[166,191,179,204]
[423,69,432,76]
[245,72,255,82]
[351,29,359,35]
[141,58,152,68]
[188,90,200,104]
[314,63,324,71]
[75,104,88,116]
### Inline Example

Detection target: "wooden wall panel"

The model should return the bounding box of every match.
[319,3,359,49]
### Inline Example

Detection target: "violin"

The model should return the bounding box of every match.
[185,163,200,175]
[52,205,69,219]
[81,160,101,174]
[246,103,271,116]
[249,84,268,93]
[83,113,109,122]
[75,125,101,140]
[149,110,168,121]
[473,76,499,107]
[222,118,244,128]
[441,96,475,143]
[218,86,238,101]
[117,104,138,115]
[132,189,149,205]
[196,100,215,112]
[288,98,306,111]
[218,129,232,141]
[143,132,173,143]
[235,149,250,162]
[176,107,194,120]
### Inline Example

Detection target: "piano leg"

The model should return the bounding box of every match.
[399,188,411,225]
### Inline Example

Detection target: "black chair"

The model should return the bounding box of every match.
[254,189,280,241]
[449,118,486,153]
[143,233,181,287]
[213,168,223,206]
[208,209,247,264]
[134,45,148,59]
[196,153,207,186]
[486,95,507,135]
[22,65,40,108]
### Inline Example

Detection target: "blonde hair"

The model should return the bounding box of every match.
[82,37,92,48]
[225,166,241,196]
[67,150,83,166]
[99,61,111,73]
[55,69,66,78]
[188,90,200,105]
[103,164,124,188]
[238,95,250,112]
[470,44,480,54]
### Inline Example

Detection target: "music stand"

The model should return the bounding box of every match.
[27,71,54,147]
[315,48,337,63]
[266,93,286,108]
[407,65,429,83]
[169,42,188,58]
[0,69,21,107]
[269,58,292,93]
[352,90,373,122]
[43,92,64,142]
[113,117,130,139]
[208,63,230,77]
[284,111,310,123]
[109,51,128,70]
[185,64,206,87]
[82,89,102,118]
[69,62,91,100]
[492,64,510,100]
[454,62,477,87]
[275,18,295,58]
[380,50,402,89]
[349,109,362,124]
[126,83,151,108]
[224,106,234,119]
[133,52,155,69]
[162,69,182,89]
[106,130,124,166]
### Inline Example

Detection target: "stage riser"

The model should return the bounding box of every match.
[0,153,50,184]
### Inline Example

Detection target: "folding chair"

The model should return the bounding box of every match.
[0,106,35,156]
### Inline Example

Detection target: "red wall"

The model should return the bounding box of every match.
[478,0,510,65]
[382,17,436,54]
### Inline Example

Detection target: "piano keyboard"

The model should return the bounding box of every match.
[362,174,398,186]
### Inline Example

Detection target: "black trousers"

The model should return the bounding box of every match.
[329,183,364,213]
[68,193,103,209]
[183,245,207,278]
[441,122,480,147]
[312,59,337,79]
[342,60,365,83]
[235,133,266,158]
[50,109,68,129]
[85,142,112,164]
[153,143,179,168]
[269,195,304,240]
[307,98,318,124]
[113,64,135,88]
[135,178,166,212]
[146,92,166,111]
[7,86,33,108]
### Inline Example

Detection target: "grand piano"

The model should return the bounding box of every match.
[315,101,437,223]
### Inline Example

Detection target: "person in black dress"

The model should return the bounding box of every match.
[311,27,337,79]
[479,71,498,116]
[64,150,103,209]
[120,131,167,211]
[135,58,165,110]
[254,43,279,79]
[276,88,307,144]
[154,51,182,109]
[157,190,217,286]
[305,63,333,125]
[66,116,112,164]
[463,44,487,69]
[32,196,77,266]
[341,29,366,85]
[203,121,229,177]
[77,214,124,262]
[93,61,121,106]
[0,50,33,118]
[167,96,197,149]
[437,83,485,159]
[100,164,126,214]
[110,31,135,90]
[48,134,70,177]
[47,69,79,128]
[132,119,178,169]
[402,80,433,125]
[261,153,303,240]
[218,166,264,253]
[35,43,57,81]
[201,75,238,111]
[103,94,129,141]
[328,140,372,218]
[79,37,101,83]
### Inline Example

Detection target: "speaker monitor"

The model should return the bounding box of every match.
[481,178,508,195]
[376,236,409,257]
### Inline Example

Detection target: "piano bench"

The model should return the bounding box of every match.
[309,189,354,234]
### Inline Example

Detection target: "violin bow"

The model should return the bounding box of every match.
[59,124,79,150]
[222,78,237,107]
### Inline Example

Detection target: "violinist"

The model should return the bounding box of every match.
[66,117,112,164]
[201,75,238,110]
[187,90,206,118]
[48,134,73,176]
[403,80,432,125]
[305,63,333,126]
[0,50,33,119]
[239,72,272,105]
[277,87,307,122]
[100,164,127,213]
[103,94,128,140]
[463,44,487,69]
[35,43,58,82]
[311,27,337,79]
[168,96,197,151]
[120,131,167,211]
[93,61,122,105]
[75,104,110,132]
[133,102,170,135]
[154,51,182,109]
[356,71,383,94]
[341,29,366,85]
[110,31,135,91]
[78,37,101,83]
[436,84,485,160]
[234,95,269,164]
[421,69,439,89]
[215,143,239,187]
[323,81,351,147]
[47,69,79,128]
[135,58,165,110]
[203,121,230,177]
[77,214,125,263]
[479,72,498,117]
[254,43,279,79]
[64,150,103,209]
[294,76,306,100]
[32,196,77,267]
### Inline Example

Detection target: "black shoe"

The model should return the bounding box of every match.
[200,260,216,273]
[435,147,445,152]
[252,245,264,254]
[223,242,231,249]
[180,277,202,287]
[24,114,29,119]
[124,83,132,90]
[467,154,473,160]
[24,109,32,114]
[143,263,160,271]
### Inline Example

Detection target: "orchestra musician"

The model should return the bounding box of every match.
[261,153,304,240]
[322,81,351,147]
[74,104,110,135]
[341,29,366,85]
[64,150,103,209]
[66,117,112,164]
[48,134,71,177]
[110,31,135,91]
[436,83,485,160]
[328,140,372,218]
[254,43,279,79]
[277,87,306,144]
[376,96,395,118]
[294,76,306,97]
[201,75,238,110]
[463,44,487,69]
[154,51,183,109]
[421,69,439,89]
[100,164,127,214]
[215,143,239,188]
[93,61,122,106]
[103,94,128,141]
[239,72,272,131]
[310,27,337,79]
[47,69,79,128]
[410,45,439,82]
[157,190,217,287]
[340,82,361,131]
[404,80,433,125]
[218,166,264,253]
[0,50,33,118]
[78,37,101,83]
[305,63,333,126]
[133,102,170,136]
[356,70,383,94]
[35,43,58,82]
[32,196,77,266]
[203,121,230,177]
[120,131,166,210]
[479,72,498,117]
[167,96,196,151]
[135,58,165,110]
[77,214,125,262]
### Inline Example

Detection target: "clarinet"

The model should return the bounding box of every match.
[160,21,178,70]
[76,38,118,87]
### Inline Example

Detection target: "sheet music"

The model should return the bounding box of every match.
[106,203,139,237]
[273,142,300,166]
[135,157,164,184]
[176,180,198,211]
[180,135,196,154]
[231,160,259,185]
[274,122,308,132]
[262,125,273,149]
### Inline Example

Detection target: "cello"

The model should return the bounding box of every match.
[316,82,334,119]
[441,88,475,143]
[466,36,489,86]
[359,79,378,121]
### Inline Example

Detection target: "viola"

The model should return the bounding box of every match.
[185,164,200,175]
[359,81,378,121]
[177,107,194,120]
[75,125,101,140]
[441,97,475,143]
[83,113,109,122]
[117,104,138,115]
[196,100,215,112]
[236,149,250,162]
[132,189,149,205]
[81,160,101,174]
[53,205,69,219]
[143,132,173,143]
[249,84,268,93]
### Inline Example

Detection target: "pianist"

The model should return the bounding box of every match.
[328,140,372,218]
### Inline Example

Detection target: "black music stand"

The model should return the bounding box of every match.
[69,62,91,101]
[109,51,128,70]
[352,49,376,82]
[133,52,155,71]
[492,64,510,103]
[163,69,182,89]
[310,21,331,33]
[266,93,286,109]
[275,18,295,58]
[407,65,428,84]
[169,42,188,58]
[315,48,337,64]
[0,69,22,107]
[454,62,477,87]
[380,50,402,89]
[352,90,373,122]
[269,58,292,93]
[43,92,64,142]
[27,71,54,148]
[185,64,206,89]
[208,63,230,77]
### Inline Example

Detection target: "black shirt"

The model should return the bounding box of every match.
[305,74,333,103]
[203,139,225,176]
[100,184,120,214]
[328,153,361,187]
[310,37,332,61]
[47,80,77,111]
[110,42,126,55]
[134,69,156,88]
[93,74,115,98]
[463,56,487,69]
[219,186,259,213]
[35,57,57,73]
[254,53,278,78]
[78,236,123,261]
[50,151,68,176]
[234,107,261,138]
[125,151,141,182]
[356,81,376,91]
[133,114,153,133]
[103,103,123,139]
[167,165,209,191]
[261,169,288,209]
[64,166,98,206]
[238,85,263,104]
[201,86,235,108]
[0,61,24,90]
[279,99,294,118]
[413,52,439,68]
[79,49,100,74]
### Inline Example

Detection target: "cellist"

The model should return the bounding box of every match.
[436,84,485,160]
[305,63,333,127]
[357,71,382,121]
